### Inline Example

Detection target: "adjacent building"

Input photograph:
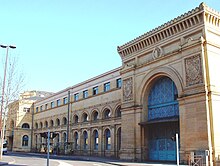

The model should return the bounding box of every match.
[5,3,220,165]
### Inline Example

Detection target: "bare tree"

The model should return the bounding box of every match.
[0,55,25,118]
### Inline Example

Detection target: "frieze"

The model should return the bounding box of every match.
[123,77,133,101]
[185,54,203,86]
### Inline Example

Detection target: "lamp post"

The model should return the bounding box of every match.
[0,44,16,160]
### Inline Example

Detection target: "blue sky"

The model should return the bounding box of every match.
[0,0,219,92]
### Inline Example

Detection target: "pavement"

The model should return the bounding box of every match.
[0,152,187,166]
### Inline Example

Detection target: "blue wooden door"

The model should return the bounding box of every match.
[147,77,179,161]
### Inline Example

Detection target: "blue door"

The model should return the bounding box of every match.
[147,77,179,161]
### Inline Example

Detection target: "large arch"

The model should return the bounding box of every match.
[139,69,182,162]
[139,67,183,122]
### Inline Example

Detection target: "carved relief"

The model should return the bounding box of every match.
[152,46,163,60]
[185,54,203,86]
[123,77,133,101]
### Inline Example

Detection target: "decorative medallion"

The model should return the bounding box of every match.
[185,54,203,86]
[152,46,163,60]
[123,77,133,101]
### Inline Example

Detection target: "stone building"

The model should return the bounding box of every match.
[5,3,220,165]
[5,91,53,152]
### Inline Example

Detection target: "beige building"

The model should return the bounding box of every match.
[5,3,220,165]
[5,91,53,152]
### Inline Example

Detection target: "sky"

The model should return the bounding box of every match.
[0,0,219,93]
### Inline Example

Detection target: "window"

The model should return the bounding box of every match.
[93,86,98,95]
[63,133,67,143]
[94,130,99,150]
[105,129,111,150]
[22,123,30,129]
[74,93,79,101]
[104,109,111,119]
[45,104,48,110]
[56,118,60,126]
[57,99,61,106]
[45,121,48,128]
[93,111,98,121]
[63,117,67,125]
[104,82,110,92]
[22,135,29,146]
[83,90,88,99]
[35,123,38,129]
[83,113,88,122]
[74,132,79,149]
[63,97,68,104]
[23,107,30,112]
[50,120,54,127]
[116,78,122,88]
[83,131,88,150]
[74,115,79,124]
[116,106,121,118]
[36,107,38,113]
[51,102,55,108]
[40,122,43,128]
[40,106,43,111]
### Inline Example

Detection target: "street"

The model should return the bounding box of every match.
[2,153,118,166]
[0,152,179,166]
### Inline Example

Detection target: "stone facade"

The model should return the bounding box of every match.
[5,3,220,165]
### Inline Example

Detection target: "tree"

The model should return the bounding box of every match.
[0,56,25,115]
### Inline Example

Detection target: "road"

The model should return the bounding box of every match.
[3,153,119,166]
[1,152,179,166]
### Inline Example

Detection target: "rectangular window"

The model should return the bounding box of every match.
[116,78,122,88]
[51,101,55,108]
[45,104,48,110]
[57,99,61,106]
[63,97,68,104]
[23,107,30,112]
[104,82,110,92]
[36,107,38,113]
[93,86,98,95]
[40,105,43,111]
[74,93,79,101]
[83,90,88,99]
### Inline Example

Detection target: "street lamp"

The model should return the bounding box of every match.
[0,44,16,160]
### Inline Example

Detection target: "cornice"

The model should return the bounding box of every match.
[117,3,211,59]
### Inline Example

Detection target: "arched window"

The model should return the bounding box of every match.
[148,77,179,121]
[117,128,121,150]
[50,120,54,127]
[92,111,98,121]
[115,106,121,118]
[63,133,67,143]
[93,130,98,150]
[74,132,79,149]
[56,118,60,126]
[56,133,60,145]
[82,113,88,122]
[83,131,88,150]
[63,117,67,125]
[22,123,30,129]
[103,109,111,119]
[105,129,111,150]
[22,135,29,146]
[74,115,79,124]
[40,122,43,128]
[35,123,38,129]
[45,121,48,128]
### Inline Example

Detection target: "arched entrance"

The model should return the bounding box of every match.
[147,76,179,161]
